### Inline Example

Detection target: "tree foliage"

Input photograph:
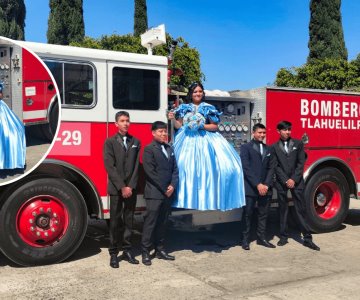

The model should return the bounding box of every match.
[134,0,147,37]
[275,0,360,91]
[308,0,347,63]
[352,54,360,72]
[275,58,360,92]
[0,0,25,40]
[72,33,204,86]
[47,0,85,45]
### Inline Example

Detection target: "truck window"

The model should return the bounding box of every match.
[112,67,160,110]
[44,60,95,107]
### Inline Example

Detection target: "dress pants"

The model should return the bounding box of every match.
[276,183,312,241]
[241,195,270,242]
[108,193,136,255]
[141,197,172,252]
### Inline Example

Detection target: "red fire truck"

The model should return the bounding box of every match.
[0,41,359,266]
[0,38,59,141]
[229,87,360,233]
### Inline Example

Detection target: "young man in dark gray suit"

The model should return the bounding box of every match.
[141,121,179,266]
[103,111,141,268]
[272,120,320,251]
[240,123,275,250]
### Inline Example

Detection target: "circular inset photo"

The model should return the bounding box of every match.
[0,36,60,185]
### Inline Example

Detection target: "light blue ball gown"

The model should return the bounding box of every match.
[0,99,26,169]
[172,102,245,211]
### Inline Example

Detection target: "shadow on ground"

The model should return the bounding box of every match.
[25,125,49,147]
[0,168,25,179]
[344,208,360,227]
[0,125,50,183]
[63,208,313,262]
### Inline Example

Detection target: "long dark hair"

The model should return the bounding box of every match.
[186,82,205,103]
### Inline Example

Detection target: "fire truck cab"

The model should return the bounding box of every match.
[0,42,169,266]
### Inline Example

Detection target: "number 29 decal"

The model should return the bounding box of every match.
[51,123,91,156]
[58,130,82,146]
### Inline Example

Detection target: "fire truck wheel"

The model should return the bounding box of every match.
[42,101,59,142]
[304,167,349,233]
[0,178,88,266]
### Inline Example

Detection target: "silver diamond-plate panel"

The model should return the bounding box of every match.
[10,43,23,121]
[0,46,12,108]
[230,87,267,124]
[0,42,23,120]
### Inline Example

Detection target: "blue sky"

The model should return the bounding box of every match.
[24,0,360,91]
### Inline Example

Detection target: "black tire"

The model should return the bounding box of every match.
[42,100,59,142]
[0,178,87,266]
[304,167,349,233]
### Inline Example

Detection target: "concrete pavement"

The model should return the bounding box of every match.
[1,199,360,299]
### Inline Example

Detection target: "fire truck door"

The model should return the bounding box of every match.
[106,61,167,139]
[22,47,51,123]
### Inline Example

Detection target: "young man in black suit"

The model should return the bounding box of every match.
[272,120,320,251]
[240,123,275,250]
[141,121,179,266]
[103,111,141,268]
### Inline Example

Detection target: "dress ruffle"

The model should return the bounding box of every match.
[174,103,193,119]
[175,102,222,123]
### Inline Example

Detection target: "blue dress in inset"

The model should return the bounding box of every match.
[0,99,26,169]
[172,102,245,211]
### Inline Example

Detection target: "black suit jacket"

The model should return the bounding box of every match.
[240,139,274,197]
[142,141,179,200]
[103,133,141,195]
[272,138,306,189]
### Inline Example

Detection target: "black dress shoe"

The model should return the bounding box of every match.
[257,239,276,248]
[142,252,152,266]
[277,238,288,246]
[155,250,175,261]
[241,241,250,250]
[121,251,139,264]
[303,240,320,251]
[110,254,119,268]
